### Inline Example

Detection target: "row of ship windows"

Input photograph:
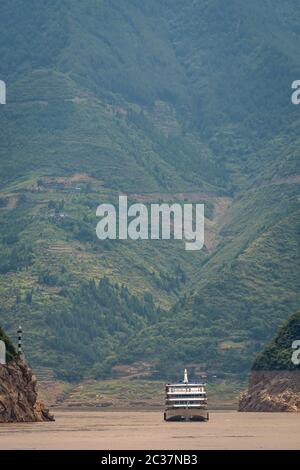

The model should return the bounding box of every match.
[169,401,205,405]
[167,394,206,399]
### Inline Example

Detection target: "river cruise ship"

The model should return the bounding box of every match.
[164,369,209,421]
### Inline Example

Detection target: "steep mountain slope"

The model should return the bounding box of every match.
[132,183,300,377]
[0,0,299,380]
[239,310,300,411]
[252,309,300,371]
[1,0,299,191]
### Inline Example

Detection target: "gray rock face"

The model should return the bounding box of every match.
[239,371,300,412]
[0,358,54,422]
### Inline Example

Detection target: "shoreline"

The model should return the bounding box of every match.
[49,405,237,412]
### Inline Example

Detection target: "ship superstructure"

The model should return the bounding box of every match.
[164,369,209,421]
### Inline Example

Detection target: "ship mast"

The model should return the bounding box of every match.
[183,368,188,384]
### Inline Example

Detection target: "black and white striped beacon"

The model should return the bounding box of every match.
[17,325,23,357]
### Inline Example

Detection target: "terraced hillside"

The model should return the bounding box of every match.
[0,0,299,381]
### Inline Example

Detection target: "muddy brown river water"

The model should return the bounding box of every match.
[0,410,300,450]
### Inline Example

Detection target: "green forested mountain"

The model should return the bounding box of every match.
[252,309,300,370]
[0,0,299,380]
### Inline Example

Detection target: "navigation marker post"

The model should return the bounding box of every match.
[17,325,24,359]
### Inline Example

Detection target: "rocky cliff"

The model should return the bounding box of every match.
[239,309,300,412]
[0,357,54,422]
[239,370,300,412]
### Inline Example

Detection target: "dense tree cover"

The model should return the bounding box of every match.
[252,310,300,370]
[1,0,299,191]
[0,1,299,381]
[0,244,33,274]
[28,277,161,380]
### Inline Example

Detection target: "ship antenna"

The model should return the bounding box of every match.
[183,368,188,383]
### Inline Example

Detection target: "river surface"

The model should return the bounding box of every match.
[0,410,300,450]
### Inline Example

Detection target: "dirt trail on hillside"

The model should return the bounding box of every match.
[255,174,300,189]
[204,197,232,250]
[270,175,300,185]
[129,191,223,202]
